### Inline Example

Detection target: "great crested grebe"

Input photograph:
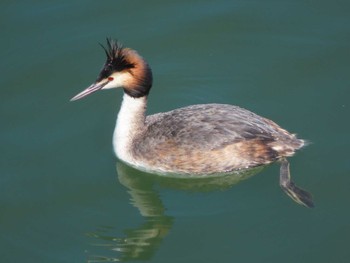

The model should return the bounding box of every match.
[71,39,313,207]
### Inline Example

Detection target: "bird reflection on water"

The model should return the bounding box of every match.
[86,161,263,262]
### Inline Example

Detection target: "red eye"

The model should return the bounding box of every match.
[108,77,114,81]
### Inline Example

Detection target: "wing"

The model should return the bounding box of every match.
[143,104,282,150]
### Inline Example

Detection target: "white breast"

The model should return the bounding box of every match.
[113,94,147,166]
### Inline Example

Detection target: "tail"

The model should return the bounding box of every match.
[271,136,307,158]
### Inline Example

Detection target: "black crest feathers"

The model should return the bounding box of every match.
[96,38,135,81]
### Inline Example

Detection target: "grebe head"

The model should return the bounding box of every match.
[71,38,152,101]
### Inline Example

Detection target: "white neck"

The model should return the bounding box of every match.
[113,93,147,164]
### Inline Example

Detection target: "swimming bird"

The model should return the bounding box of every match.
[71,39,313,207]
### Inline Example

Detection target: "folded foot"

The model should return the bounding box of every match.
[279,158,314,208]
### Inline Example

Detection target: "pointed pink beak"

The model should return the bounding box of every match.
[70,81,109,101]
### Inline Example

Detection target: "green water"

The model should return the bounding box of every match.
[1,0,349,262]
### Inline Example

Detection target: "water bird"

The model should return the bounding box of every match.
[71,39,314,208]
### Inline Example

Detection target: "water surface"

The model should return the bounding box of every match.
[1,0,350,262]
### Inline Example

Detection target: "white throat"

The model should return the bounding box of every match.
[113,93,147,164]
